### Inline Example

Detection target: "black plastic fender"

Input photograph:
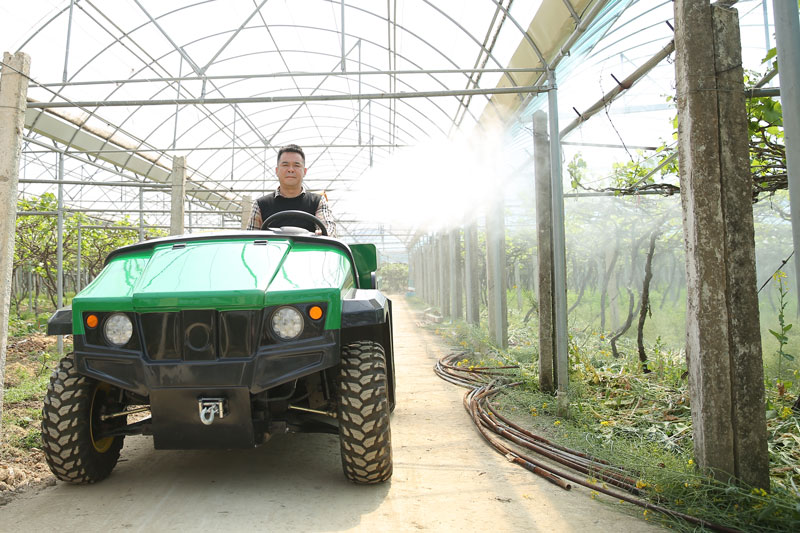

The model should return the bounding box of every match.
[341,290,395,409]
[47,306,72,335]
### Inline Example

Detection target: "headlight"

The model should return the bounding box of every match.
[271,306,304,340]
[104,313,133,346]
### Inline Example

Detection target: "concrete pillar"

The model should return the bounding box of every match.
[170,156,187,235]
[548,72,569,411]
[534,110,555,393]
[449,229,463,321]
[429,238,438,307]
[241,194,252,230]
[439,234,450,317]
[773,0,800,313]
[464,221,480,326]
[674,0,768,488]
[0,51,31,434]
[486,199,508,348]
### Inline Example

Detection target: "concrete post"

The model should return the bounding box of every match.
[534,111,555,393]
[170,156,187,235]
[56,154,64,354]
[76,225,82,293]
[0,51,31,436]
[449,229,463,321]
[674,0,768,488]
[430,238,439,308]
[439,234,451,317]
[773,0,800,313]
[464,221,480,326]
[425,240,433,305]
[138,188,145,241]
[486,198,508,348]
[548,71,569,412]
[241,194,252,230]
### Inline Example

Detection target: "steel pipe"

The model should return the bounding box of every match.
[26,85,548,109]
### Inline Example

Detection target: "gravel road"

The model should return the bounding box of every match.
[0,297,663,532]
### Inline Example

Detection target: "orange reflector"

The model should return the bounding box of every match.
[86,314,99,329]
[308,306,323,320]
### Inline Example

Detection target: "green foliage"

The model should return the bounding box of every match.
[14,193,146,305]
[423,303,800,531]
[602,57,786,201]
[378,262,409,293]
[769,271,795,385]
[567,152,587,191]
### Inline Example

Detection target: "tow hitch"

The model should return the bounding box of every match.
[198,397,228,425]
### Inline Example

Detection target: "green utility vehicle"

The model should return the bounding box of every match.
[44,211,394,485]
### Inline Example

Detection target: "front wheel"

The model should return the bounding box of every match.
[41,355,126,484]
[337,341,393,484]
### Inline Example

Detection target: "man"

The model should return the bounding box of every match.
[246,144,337,237]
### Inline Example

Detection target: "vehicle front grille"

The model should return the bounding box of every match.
[140,310,260,361]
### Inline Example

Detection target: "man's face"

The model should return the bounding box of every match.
[276,151,306,190]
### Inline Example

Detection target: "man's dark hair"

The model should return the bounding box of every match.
[277,144,305,165]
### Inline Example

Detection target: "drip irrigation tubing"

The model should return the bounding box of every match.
[434,351,741,533]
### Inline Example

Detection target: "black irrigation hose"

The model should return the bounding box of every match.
[435,352,742,533]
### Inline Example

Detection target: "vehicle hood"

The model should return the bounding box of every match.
[73,238,355,315]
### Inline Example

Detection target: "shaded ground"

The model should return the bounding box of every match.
[0,299,661,532]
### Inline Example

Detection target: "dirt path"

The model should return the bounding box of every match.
[0,298,663,532]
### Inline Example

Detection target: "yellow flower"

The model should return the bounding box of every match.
[600,420,611,426]
[554,420,561,426]
[780,406,792,419]
[687,459,694,466]
[636,480,648,490]
[590,491,599,499]
[542,402,548,409]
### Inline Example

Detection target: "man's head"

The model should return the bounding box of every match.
[275,144,307,195]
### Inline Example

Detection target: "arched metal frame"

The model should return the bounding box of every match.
[8,0,639,251]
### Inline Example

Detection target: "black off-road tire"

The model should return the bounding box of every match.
[337,341,393,484]
[41,355,125,484]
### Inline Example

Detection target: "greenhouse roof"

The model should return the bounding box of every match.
[0,0,778,259]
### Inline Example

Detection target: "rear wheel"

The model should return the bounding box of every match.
[41,355,125,484]
[337,341,393,484]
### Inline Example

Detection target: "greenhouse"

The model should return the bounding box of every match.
[0,1,798,530]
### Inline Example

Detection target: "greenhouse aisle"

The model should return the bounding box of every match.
[0,297,662,532]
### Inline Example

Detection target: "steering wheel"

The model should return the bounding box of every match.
[261,210,328,236]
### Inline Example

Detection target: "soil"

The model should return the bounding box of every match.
[0,302,661,531]
[1,334,62,503]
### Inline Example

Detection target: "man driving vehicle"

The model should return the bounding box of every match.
[246,144,337,237]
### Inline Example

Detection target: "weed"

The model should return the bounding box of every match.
[770,271,795,388]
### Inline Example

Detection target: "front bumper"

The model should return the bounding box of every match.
[72,329,340,396]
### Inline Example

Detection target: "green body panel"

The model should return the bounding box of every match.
[267,244,356,329]
[71,237,357,335]
[350,244,377,288]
